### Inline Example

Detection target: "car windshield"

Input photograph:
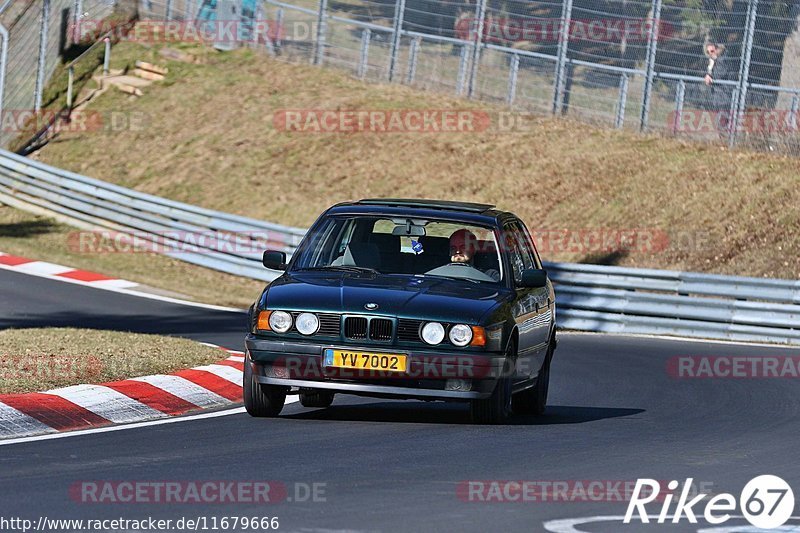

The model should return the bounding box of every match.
[290,216,504,284]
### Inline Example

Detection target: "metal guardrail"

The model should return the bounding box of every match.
[0,148,798,345]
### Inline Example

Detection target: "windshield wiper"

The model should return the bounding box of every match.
[297,266,380,274]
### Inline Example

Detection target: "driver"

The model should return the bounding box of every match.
[449,229,500,281]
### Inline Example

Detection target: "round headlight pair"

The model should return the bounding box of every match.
[421,322,473,346]
[268,311,319,335]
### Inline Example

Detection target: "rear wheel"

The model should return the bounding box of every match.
[299,390,335,408]
[470,343,514,424]
[243,353,286,417]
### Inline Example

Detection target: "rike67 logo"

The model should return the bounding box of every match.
[624,475,795,529]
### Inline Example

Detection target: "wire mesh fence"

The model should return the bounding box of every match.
[0,0,118,148]
[2,0,800,152]
[251,0,800,152]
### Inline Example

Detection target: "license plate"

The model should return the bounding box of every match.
[323,349,407,372]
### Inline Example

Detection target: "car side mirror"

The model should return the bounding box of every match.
[262,250,287,271]
[520,268,548,288]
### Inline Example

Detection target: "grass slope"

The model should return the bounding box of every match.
[33,41,800,279]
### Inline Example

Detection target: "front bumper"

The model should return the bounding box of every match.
[245,334,507,400]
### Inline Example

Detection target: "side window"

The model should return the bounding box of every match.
[512,220,539,270]
[503,223,526,285]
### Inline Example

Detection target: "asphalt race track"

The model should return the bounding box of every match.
[2,268,799,532]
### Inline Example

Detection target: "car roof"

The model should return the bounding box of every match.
[325,199,507,225]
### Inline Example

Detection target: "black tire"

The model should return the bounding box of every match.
[512,342,553,416]
[299,390,335,408]
[470,343,514,424]
[243,354,286,417]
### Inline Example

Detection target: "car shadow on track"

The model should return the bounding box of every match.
[282,402,645,425]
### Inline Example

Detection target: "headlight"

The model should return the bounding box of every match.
[421,322,445,345]
[268,311,293,333]
[449,324,473,346]
[295,312,319,335]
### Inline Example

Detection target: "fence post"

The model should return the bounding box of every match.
[639,0,663,131]
[507,54,520,105]
[405,36,420,84]
[275,8,284,50]
[673,79,685,133]
[313,0,328,65]
[34,0,51,113]
[615,73,629,129]
[466,0,487,98]
[789,93,799,132]
[553,0,573,113]
[726,87,739,144]
[730,0,758,147]
[456,44,469,96]
[67,66,74,111]
[0,23,7,131]
[388,0,407,82]
[72,0,83,44]
[165,0,172,20]
[103,37,111,76]
[357,28,371,80]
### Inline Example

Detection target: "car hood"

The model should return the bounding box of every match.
[264,272,511,324]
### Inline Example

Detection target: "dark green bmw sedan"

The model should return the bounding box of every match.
[244,199,556,424]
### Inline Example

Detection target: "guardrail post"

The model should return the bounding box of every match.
[672,79,685,133]
[388,0,406,82]
[730,0,758,147]
[507,53,520,105]
[405,35,420,84]
[615,73,629,129]
[456,44,469,96]
[639,0,662,131]
[553,0,573,114]
[103,36,111,76]
[357,28,371,80]
[466,0,487,98]
[313,0,328,65]
[34,0,51,113]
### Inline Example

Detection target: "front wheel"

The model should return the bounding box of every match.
[512,342,553,416]
[243,353,286,417]
[470,344,514,424]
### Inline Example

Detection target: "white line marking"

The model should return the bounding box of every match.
[560,331,800,351]
[191,364,244,385]
[543,515,800,533]
[0,262,246,313]
[45,384,165,424]
[19,261,74,275]
[0,396,301,447]
[130,374,231,408]
[89,279,141,289]
[226,355,245,363]
[0,403,58,438]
